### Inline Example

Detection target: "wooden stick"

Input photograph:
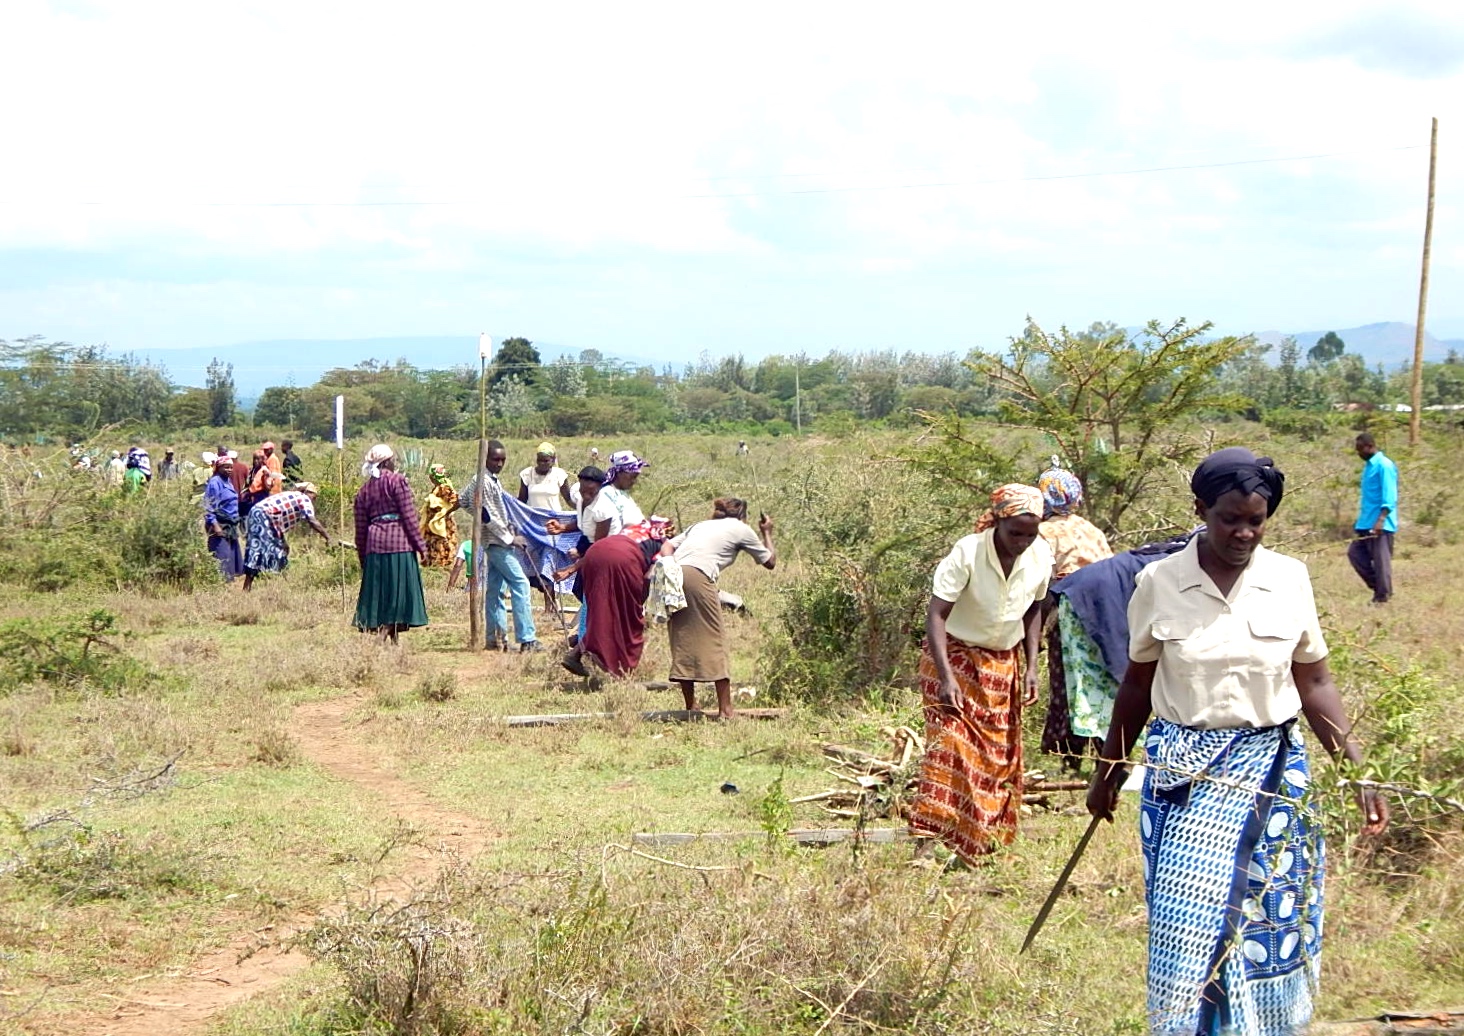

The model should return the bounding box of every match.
[632,828,918,847]
[504,708,787,728]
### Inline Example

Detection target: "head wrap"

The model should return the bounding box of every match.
[604,450,649,484]
[293,481,319,495]
[126,447,152,479]
[620,515,672,545]
[428,463,452,488]
[1190,447,1285,516]
[251,449,267,466]
[1037,456,1083,517]
[201,451,218,466]
[261,441,276,451]
[536,442,557,458]
[973,483,1045,532]
[362,443,395,479]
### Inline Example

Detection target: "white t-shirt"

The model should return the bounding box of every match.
[583,485,644,538]
[520,465,570,511]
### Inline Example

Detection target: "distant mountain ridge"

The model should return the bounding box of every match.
[1251,322,1463,367]
[138,322,1464,398]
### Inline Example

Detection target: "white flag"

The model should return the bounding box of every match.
[478,332,493,360]
[334,395,344,450]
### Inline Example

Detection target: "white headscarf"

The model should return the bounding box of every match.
[362,443,395,479]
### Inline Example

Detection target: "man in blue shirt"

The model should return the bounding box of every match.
[1348,432,1398,604]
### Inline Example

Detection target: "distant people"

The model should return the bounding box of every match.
[457,441,540,653]
[420,463,458,569]
[518,442,574,511]
[242,450,279,516]
[353,444,429,643]
[261,441,284,495]
[665,498,776,719]
[280,440,303,483]
[242,483,330,592]
[1034,460,1113,770]
[194,451,219,492]
[203,454,244,583]
[589,446,601,464]
[908,484,1052,863]
[159,449,180,480]
[106,450,126,486]
[123,447,151,494]
[1349,432,1397,604]
[223,445,249,496]
[736,441,749,457]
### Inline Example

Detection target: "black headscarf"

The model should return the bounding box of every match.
[1190,447,1285,516]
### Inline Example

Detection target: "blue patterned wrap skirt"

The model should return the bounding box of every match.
[1141,718,1323,1036]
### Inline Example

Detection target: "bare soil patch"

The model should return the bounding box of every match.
[45,691,495,1036]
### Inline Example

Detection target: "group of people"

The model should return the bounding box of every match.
[337,441,777,708]
[909,443,1394,1036]
[202,440,326,591]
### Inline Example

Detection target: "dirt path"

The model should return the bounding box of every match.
[51,692,494,1036]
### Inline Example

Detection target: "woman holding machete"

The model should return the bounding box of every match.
[1086,447,1388,1036]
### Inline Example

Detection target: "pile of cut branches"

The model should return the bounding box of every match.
[795,727,1089,822]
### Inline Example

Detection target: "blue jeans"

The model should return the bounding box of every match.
[484,544,537,646]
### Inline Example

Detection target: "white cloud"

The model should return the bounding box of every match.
[1,0,1461,352]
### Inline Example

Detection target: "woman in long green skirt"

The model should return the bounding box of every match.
[353,444,429,643]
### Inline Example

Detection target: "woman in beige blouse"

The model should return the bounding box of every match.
[1087,447,1387,1036]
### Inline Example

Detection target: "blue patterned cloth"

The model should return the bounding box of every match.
[500,493,579,594]
[244,506,291,574]
[1141,718,1323,1036]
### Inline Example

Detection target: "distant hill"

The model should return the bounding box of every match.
[1252,322,1464,368]
[137,337,663,397]
[141,322,1464,399]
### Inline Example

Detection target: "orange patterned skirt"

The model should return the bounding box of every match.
[907,638,1024,862]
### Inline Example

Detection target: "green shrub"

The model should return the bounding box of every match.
[0,609,152,694]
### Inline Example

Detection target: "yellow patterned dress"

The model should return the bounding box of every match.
[420,482,458,569]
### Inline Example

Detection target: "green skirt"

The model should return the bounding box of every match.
[354,551,429,631]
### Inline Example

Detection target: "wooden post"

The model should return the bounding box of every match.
[1409,117,1438,447]
[469,347,488,650]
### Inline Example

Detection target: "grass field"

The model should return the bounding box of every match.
[1,422,1460,1035]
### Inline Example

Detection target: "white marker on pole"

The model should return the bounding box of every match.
[334,395,344,450]
[478,332,493,361]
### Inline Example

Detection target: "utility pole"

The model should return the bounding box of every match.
[1409,117,1438,447]
[469,333,491,650]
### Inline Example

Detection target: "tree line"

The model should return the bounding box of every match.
[4,326,1461,443]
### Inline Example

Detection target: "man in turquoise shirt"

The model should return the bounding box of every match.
[1347,432,1398,604]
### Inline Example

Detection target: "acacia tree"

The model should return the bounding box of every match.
[969,318,1251,536]
[206,358,236,427]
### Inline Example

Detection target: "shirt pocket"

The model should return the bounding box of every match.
[1148,618,1208,666]
[1246,612,1303,674]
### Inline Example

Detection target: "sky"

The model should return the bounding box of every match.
[2,0,1463,371]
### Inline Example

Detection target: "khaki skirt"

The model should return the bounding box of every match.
[668,566,726,682]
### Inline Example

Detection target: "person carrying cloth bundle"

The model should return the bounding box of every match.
[1087,447,1388,1036]
[420,463,458,569]
[908,484,1053,863]
[1034,458,1113,771]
